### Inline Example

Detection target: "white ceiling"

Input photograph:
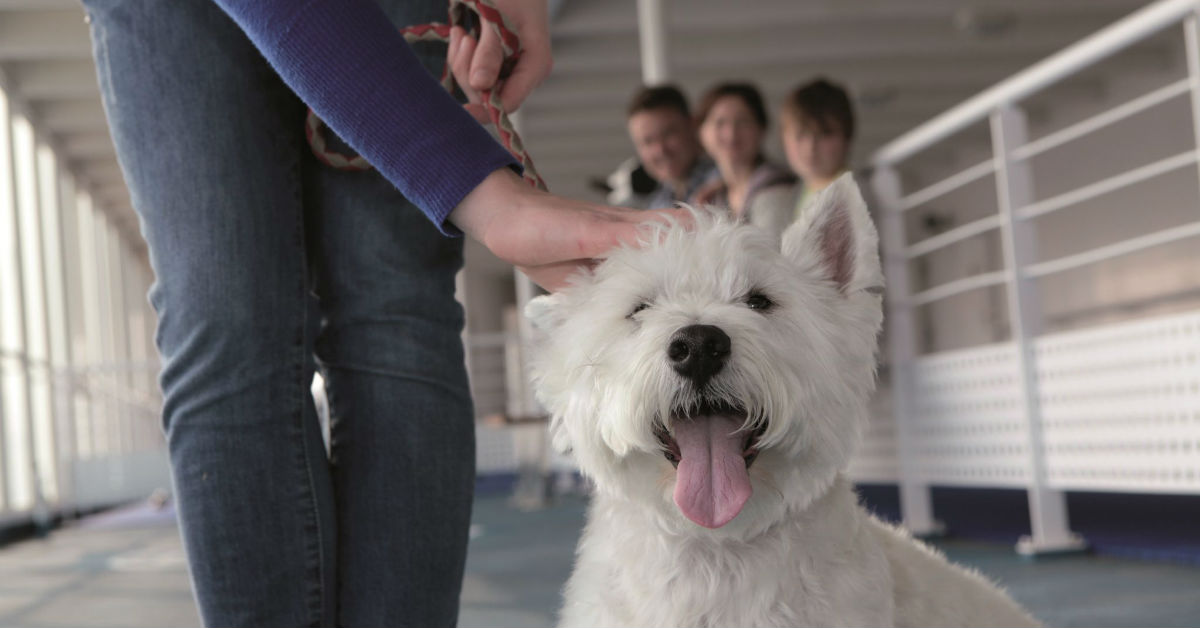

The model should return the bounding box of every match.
[0,0,1163,269]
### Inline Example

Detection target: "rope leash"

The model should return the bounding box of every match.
[304,0,548,191]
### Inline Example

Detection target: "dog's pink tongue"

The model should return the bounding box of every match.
[672,415,752,528]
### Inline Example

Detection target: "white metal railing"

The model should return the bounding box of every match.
[870,0,1200,555]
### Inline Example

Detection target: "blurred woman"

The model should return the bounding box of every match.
[693,82,795,234]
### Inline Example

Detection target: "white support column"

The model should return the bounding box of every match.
[512,269,542,418]
[33,143,60,506]
[871,166,941,536]
[114,240,135,451]
[55,178,78,509]
[636,0,669,84]
[6,105,48,521]
[0,361,8,512]
[990,106,1086,556]
[1183,12,1200,196]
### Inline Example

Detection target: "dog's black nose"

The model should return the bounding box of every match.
[668,324,731,385]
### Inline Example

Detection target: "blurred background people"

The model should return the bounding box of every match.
[625,85,715,209]
[780,78,856,224]
[693,82,795,234]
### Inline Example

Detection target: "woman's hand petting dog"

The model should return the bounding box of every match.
[450,169,688,291]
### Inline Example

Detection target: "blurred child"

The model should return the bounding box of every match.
[781,78,855,224]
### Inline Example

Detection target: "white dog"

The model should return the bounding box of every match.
[525,175,1040,628]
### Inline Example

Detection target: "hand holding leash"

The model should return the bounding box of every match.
[306,0,547,190]
[447,0,552,120]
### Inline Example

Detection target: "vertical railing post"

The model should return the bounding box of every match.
[636,0,669,84]
[871,165,941,536]
[512,269,541,418]
[1183,9,1200,192]
[990,106,1086,555]
[6,105,48,522]
[34,147,61,508]
[0,357,8,513]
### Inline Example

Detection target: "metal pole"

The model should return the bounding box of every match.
[1183,12,1200,199]
[0,86,11,514]
[115,240,135,452]
[990,106,1086,556]
[871,165,941,536]
[0,358,7,512]
[7,113,48,524]
[636,0,669,84]
[33,145,60,508]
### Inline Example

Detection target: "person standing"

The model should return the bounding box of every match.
[81,0,678,625]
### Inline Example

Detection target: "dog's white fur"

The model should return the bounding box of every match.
[525,175,1040,628]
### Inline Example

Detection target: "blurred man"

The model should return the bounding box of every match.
[626,85,714,209]
[780,78,855,221]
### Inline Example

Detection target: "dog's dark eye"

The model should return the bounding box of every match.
[746,293,774,311]
[628,302,651,319]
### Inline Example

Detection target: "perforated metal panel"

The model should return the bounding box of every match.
[908,344,1030,487]
[1036,309,1200,493]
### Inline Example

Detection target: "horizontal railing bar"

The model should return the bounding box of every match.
[906,215,1003,258]
[1025,220,1200,277]
[898,160,996,211]
[1012,78,1193,161]
[873,0,1199,165]
[1019,150,1198,219]
[909,271,1008,307]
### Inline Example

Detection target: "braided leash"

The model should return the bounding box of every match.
[304,0,548,191]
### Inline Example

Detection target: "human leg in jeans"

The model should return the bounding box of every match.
[85,0,472,625]
[304,4,475,624]
[305,138,474,628]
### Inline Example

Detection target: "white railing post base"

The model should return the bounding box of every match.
[1016,532,1089,557]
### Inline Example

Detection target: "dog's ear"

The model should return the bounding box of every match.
[781,173,882,295]
[525,294,566,333]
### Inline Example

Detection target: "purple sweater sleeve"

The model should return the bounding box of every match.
[212,0,520,235]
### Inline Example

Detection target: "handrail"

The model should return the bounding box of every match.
[898,159,995,212]
[1025,220,1200,277]
[1018,150,1198,219]
[1012,78,1193,161]
[909,271,1007,307]
[905,215,1003,259]
[873,0,1199,165]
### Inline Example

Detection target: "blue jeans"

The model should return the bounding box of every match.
[83,1,475,626]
